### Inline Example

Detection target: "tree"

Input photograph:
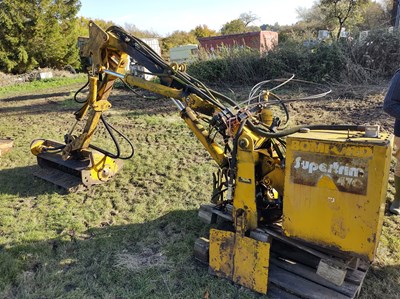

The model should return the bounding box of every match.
[358,1,386,31]
[221,18,261,35]
[123,22,159,38]
[77,17,115,37]
[260,22,281,32]
[296,3,326,29]
[221,19,247,35]
[0,0,81,74]
[319,0,369,39]
[191,25,217,38]
[239,11,259,26]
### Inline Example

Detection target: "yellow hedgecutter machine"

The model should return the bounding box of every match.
[31,22,392,298]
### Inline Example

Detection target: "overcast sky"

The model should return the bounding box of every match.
[78,0,317,36]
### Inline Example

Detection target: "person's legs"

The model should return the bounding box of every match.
[391,136,400,215]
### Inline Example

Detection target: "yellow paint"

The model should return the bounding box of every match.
[260,108,273,126]
[283,131,393,261]
[209,229,270,294]
[82,151,121,185]
[233,132,259,230]
[30,139,46,156]
[125,75,183,99]
[317,175,338,190]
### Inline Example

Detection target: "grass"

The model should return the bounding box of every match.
[0,75,87,98]
[0,81,399,298]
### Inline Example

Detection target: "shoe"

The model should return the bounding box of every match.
[390,175,400,215]
[390,198,400,215]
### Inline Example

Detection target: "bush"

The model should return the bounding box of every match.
[348,30,400,79]
[188,32,400,86]
[189,42,348,84]
[188,46,261,85]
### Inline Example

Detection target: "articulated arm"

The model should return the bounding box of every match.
[63,21,232,168]
[32,21,286,231]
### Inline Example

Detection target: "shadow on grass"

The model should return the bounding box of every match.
[0,99,80,117]
[0,207,399,298]
[0,91,72,102]
[360,264,400,298]
[0,165,65,196]
[0,210,236,299]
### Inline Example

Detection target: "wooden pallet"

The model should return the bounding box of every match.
[0,138,13,157]
[197,204,370,299]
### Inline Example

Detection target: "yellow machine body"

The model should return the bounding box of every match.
[283,130,393,261]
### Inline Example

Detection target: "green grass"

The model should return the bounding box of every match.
[0,83,399,298]
[0,85,258,299]
[0,75,87,98]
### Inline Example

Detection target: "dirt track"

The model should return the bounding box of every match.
[0,81,392,132]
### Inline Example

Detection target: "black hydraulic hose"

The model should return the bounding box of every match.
[42,144,66,153]
[229,119,248,185]
[207,88,238,107]
[74,78,90,103]
[271,139,285,161]
[90,115,121,159]
[268,92,290,126]
[89,115,135,160]
[248,122,366,138]
[107,26,235,111]
[104,119,135,160]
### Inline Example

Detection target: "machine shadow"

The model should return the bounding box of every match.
[0,210,233,298]
[0,91,72,102]
[0,165,65,196]
[0,206,398,298]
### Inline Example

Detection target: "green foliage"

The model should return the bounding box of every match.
[220,19,248,35]
[190,25,217,38]
[296,0,387,40]
[189,28,400,86]
[358,1,386,31]
[318,0,369,39]
[0,0,81,74]
[76,17,116,38]
[189,47,261,85]
[347,30,400,78]
[189,41,347,84]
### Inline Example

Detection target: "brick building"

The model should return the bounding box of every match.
[198,31,278,53]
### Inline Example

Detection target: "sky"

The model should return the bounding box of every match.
[78,0,317,36]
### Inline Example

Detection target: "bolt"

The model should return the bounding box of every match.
[238,138,249,149]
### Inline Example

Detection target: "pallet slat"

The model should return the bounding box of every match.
[269,264,351,299]
[267,283,302,299]
[270,257,360,298]
[198,203,370,298]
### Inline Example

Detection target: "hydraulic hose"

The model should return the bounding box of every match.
[226,119,248,201]
[74,77,90,103]
[89,115,135,160]
[247,122,366,138]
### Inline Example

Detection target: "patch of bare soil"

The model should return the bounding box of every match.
[289,84,391,133]
[108,88,177,115]
[114,248,168,271]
